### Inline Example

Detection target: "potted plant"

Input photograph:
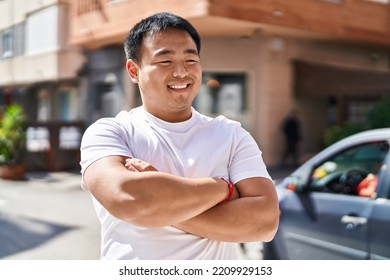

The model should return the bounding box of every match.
[0,104,27,180]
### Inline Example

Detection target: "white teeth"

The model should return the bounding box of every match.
[169,84,187,89]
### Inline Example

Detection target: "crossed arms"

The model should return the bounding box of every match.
[83,155,279,243]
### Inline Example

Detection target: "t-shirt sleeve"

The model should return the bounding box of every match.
[229,126,272,184]
[79,117,133,177]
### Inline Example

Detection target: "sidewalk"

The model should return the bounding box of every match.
[1,170,82,189]
[0,170,101,260]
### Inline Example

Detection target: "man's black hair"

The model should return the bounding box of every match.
[124,12,201,62]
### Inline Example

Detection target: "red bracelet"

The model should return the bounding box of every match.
[218,178,234,205]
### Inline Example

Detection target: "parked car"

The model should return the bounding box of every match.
[264,128,390,260]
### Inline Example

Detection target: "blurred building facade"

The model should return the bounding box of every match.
[0,0,85,171]
[2,0,390,170]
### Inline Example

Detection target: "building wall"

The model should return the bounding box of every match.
[0,49,84,84]
[257,37,294,166]
[200,36,263,129]
[196,35,390,166]
[66,0,390,169]
[0,0,59,27]
[199,36,261,159]
[267,38,390,166]
[0,2,85,85]
[0,0,86,171]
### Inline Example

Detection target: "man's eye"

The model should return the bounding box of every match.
[186,59,198,64]
[158,60,171,65]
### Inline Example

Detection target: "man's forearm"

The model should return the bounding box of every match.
[84,156,233,227]
[174,195,278,243]
[173,178,279,243]
[118,157,279,241]
[118,172,229,227]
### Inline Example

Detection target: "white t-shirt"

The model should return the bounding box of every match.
[80,106,271,260]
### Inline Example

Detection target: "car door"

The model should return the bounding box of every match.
[280,141,389,259]
[368,158,390,259]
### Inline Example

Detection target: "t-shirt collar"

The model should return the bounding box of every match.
[140,106,198,133]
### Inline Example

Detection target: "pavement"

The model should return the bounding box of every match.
[0,167,293,260]
[0,170,100,260]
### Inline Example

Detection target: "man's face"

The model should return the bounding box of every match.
[127,28,202,122]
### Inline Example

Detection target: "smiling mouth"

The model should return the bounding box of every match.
[168,84,190,90]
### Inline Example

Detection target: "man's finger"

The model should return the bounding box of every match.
[125,158,158,172]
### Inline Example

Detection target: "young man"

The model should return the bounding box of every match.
[80,12,279,260]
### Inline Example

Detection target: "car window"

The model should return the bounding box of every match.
[310,141,389,196]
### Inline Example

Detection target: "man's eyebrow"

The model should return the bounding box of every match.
[154,49,199,57]
[184,49,199,55]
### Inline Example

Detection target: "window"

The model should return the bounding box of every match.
[26,127,50,152]
[347,100,375,127]
[13,23,25,57]
[2,30,13,59]
[310,141,389,196]
[26,5,59,55]
[37,89,51,121]
[59,126,82,150]
[194,73,247,119]
[59,91,70,121]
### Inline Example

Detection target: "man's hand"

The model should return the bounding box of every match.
[125,157,158,172]
[124,157,239,202]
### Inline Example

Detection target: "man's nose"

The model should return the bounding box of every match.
[172,63,189,78]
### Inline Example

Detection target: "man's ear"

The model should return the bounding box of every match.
[126,59,139,83]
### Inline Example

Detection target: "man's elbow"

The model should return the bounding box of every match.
[261,212,279,242]
[103,191,138,222]
[108,194,167,228]
[252,204,280,242]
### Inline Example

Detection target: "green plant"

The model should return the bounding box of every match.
[367,97,390,129]
[0,104,27,165]
[323,122,363,147]
[322,97,390,147]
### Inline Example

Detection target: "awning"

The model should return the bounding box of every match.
[294,60,390,97]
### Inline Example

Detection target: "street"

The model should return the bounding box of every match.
[0,171,100,260]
